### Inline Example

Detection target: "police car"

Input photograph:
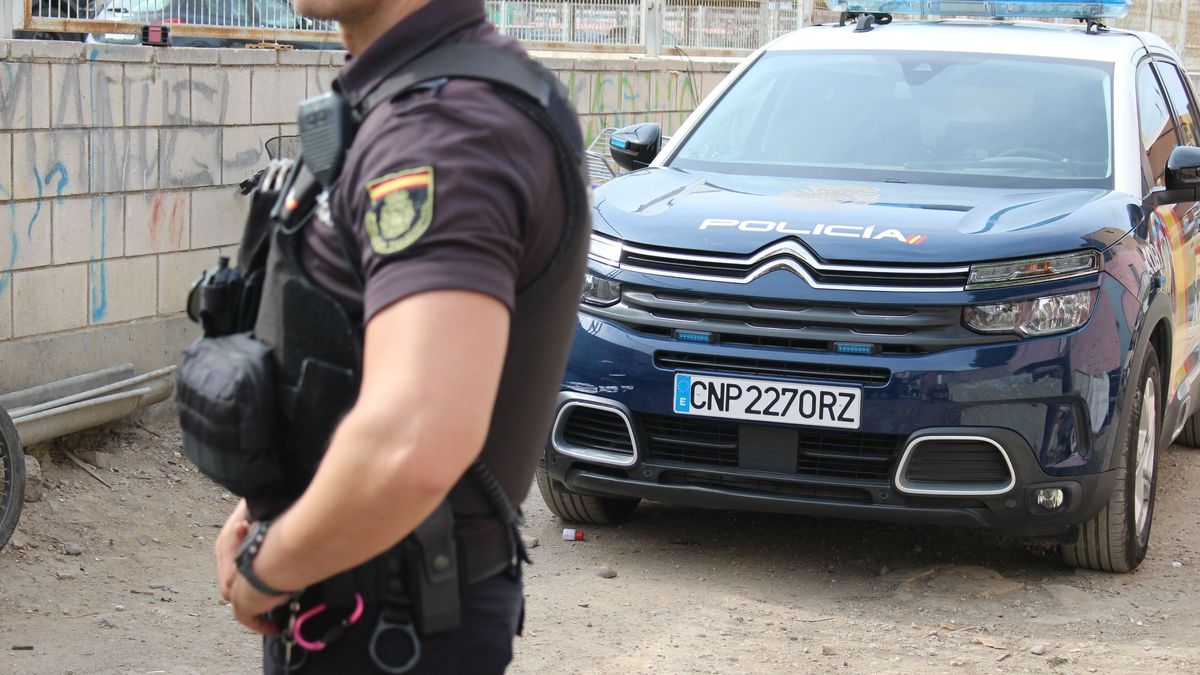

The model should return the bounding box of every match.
[536,0,1200,572]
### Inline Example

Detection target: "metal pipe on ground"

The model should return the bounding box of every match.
[0,364,135,411]
[4,366,176,447]
[12,384,171,447]
[7,366,176,419]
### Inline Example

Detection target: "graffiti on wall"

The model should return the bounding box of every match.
[1,47,731,336]
[562,68,704,144]
[146,193,188,252]
[0,47,258,325]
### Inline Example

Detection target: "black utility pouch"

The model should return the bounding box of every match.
[176,334,283,498]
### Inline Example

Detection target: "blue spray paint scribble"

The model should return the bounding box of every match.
[89,261,108,321]
[1,186,16,296]
[90,195,109,322]
[22,162,66,239]
[88,54,108,322]
[29,166,43,238]
[45,162,69,205]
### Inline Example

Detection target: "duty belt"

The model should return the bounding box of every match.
[268,501,529,673]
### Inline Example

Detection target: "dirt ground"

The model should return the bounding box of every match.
[0,418,1197,675]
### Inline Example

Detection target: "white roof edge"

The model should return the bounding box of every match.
[764,19,1177,63]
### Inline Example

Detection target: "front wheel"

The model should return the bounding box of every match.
[1060,347,1161,572]
[0,406,26,551]
[535,467,639,525]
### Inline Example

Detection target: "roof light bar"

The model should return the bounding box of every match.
[825,1,1131,19]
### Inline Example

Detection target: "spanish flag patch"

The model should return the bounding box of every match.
[364,166,435,255]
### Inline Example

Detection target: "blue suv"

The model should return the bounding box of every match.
[537,5,1200,572]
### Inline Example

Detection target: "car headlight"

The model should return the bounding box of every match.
[963,290,1094,336]
[967,251,1099,290]
[589,234,623,267]
[582,273,621,306]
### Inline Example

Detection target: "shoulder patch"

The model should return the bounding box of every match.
[364,166,435,255]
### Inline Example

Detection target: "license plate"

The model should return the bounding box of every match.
[673,373,861,430]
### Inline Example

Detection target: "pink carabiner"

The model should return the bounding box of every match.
[347,594,365,624]
[292,592,365,652]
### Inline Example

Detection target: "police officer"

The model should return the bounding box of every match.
[209,0,587,671]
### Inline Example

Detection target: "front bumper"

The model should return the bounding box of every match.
[546,414,1116,536]
[544,274,1136,537]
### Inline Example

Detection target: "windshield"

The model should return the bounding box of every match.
[671,51,1114,189]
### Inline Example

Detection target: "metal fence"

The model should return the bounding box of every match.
[4,0,1197,65]
[662,1,809,50]
[487,0,643,45]
[7,0,815,54]
[12,0,340,46]
[485,0,811,52]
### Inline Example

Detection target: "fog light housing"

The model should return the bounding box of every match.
[581,274,621,306]
[964,290,1094,336]
[1035,488,1065,510]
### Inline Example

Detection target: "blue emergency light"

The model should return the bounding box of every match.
[825,0,1131,19]
[835,342,875,355]
[674,329,716,344]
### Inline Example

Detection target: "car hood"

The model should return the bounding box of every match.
[593,168,1139,265]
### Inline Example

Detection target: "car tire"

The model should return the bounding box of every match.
[0,407,27,551]
[1060,346,1161,572]
[535,467,639,525]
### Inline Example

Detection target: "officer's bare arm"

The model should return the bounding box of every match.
[250,289,511,590]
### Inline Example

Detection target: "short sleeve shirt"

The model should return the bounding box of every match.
[302,0,565,325]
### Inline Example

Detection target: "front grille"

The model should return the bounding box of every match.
[903,439,1012,486]
[560,406,635,456]
[641,414,739,467]
[623,249,747,280]
[659,471,874,502]
[621,240,971,290]
[640,413,903,482]
[655,351,891,386]
[585,288,1012,355]
[794,430,900,480]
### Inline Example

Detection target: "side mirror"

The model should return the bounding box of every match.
[610,123,661,171]
[1147,146,1200,206]
[1166,145,1200,192]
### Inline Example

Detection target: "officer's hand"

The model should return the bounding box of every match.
[215,500,249,602]
[229,574,288,636]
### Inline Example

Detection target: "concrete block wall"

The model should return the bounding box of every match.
[0,40,737,392]
[534,51,735,146]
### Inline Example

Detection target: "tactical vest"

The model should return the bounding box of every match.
[249,45,589,537]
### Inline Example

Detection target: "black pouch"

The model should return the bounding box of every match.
[176,333,283,498]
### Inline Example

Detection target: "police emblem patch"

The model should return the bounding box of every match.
[364,166,435,255]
